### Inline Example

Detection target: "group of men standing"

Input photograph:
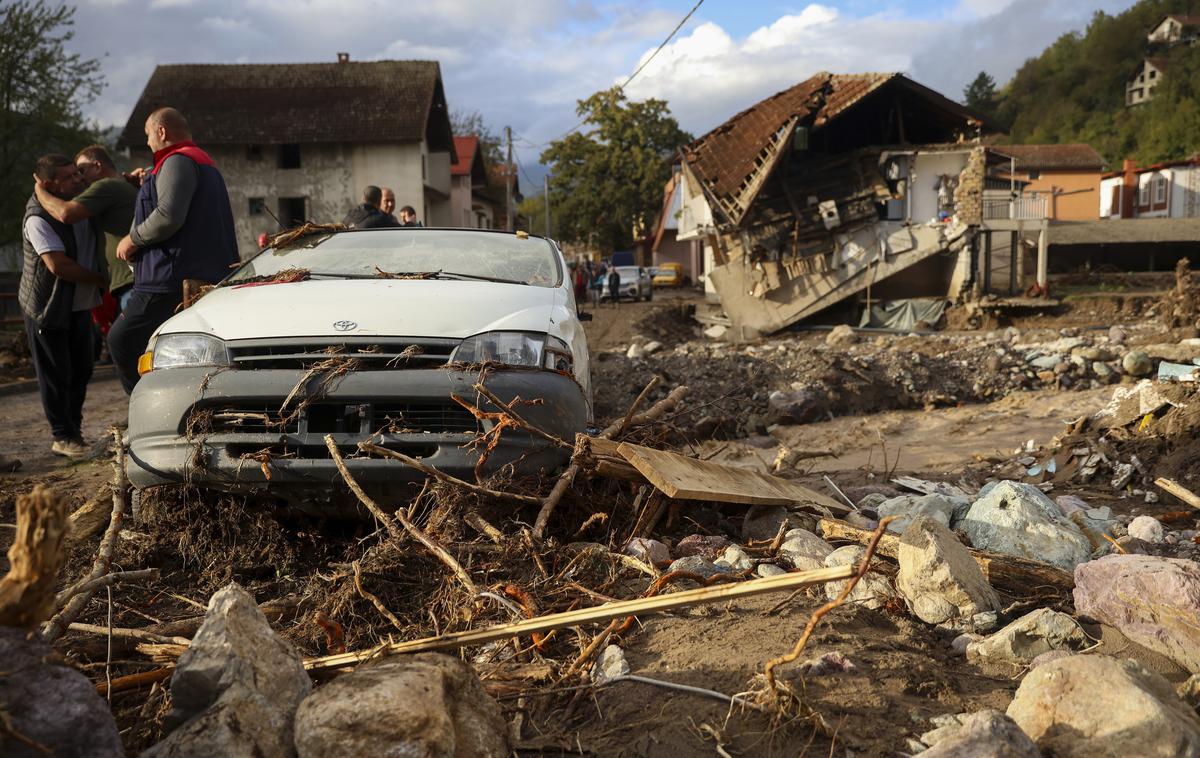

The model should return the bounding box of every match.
[17,106,239,458]
[342,185,420,228]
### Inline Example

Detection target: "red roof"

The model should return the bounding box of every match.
[988,144,1106,171]
[451,136,478,176]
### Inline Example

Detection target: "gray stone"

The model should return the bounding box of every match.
[0,628,122,758]
[921,709,1038,757]
[741,505,812,543]
[826,324,857,346]
[592,645,630,685]
[1008,655,1200,757]
[1069,508,1121,552]
[967,608,1089,664]
[294,653,508,758]
[625,344,644,360]
[1029,649,1075,668]
[703,324,727,340]
[1030,354,1063,370]
[1074,554,1200,673]
[715,545,754,571]
[641,340,662,355]
[877,493,961,534]
[624,537,670,566]
[959,481,1092,570]
[1109,325,1127,344]
[897,515,1000,629]
[1123,350,1153,376]
[756,563,787,578]
[767,389,823,425]
[823,545,897,610]
[1055,494,1090,516]
[147,584,311,758]
[667,556,734,579]
[856,492,889,510]
[776,528,834,566]
[952,633,982,655]
[673,534,730,560]
[972,611,999,632]
[1115,535,1150,554]
[1128,515,1165,543]
[1093,361,1113,378]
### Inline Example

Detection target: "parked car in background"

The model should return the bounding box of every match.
[125,228,591,511]
[652,263,686,288]
[602,266,652,301]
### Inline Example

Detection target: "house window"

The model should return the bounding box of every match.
[1155,175,1168,204]
[278,197,307,228]
[278,144,301,169]
[1139,181,1150,206]
[248,197,266,215]
[1028,170,1041,180]
[1150,70,1157,79]
[246,145,263,162]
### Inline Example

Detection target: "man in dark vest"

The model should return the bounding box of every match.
[109,106,240,394]
[19,154,107,458]
[342,185,399,228]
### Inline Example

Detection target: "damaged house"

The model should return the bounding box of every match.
[677,72,1051,337]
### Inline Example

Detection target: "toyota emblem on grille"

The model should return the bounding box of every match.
[333,320,358,332]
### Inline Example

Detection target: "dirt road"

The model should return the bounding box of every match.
[0,373,128,476]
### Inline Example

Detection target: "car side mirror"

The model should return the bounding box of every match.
[577,312,594,321]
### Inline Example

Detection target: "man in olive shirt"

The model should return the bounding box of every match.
[34,144,137,309]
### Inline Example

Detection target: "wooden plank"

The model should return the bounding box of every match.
[1155,477,1200,510]
[305,564,855,672]
[616,441,849,513]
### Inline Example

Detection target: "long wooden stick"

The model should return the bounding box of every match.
[54,568,159,609]
[613,375,662,439]
[304,564,852,673]
[1155,477,1200,509]
[43,427,127,642]
[67,622,189,646]
[473,383,572,450]
[533,384,689,539]
[358,442,542,506]
[326,437,478,595]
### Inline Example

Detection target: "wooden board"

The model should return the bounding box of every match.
[616,441,849,513]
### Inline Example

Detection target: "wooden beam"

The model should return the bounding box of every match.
[616,441,849,513]
[1155,478,1200,510]
[304,565,854,672]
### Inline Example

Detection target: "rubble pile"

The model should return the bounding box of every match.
[596,320,1176,438]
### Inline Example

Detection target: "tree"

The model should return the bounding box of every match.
[449,108,504,164]
[962,72,997,117]
[540,87,690,253]
[0,0,103,244]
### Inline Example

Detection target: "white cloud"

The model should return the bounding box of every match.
[148,0,195,9]
[380,40,468,65]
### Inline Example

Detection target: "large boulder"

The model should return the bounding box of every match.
[897,516,1000,628]
[1007,655,1200,757]
[0,628,122,757]
[959,481,1092,570]
[920,709,1039,758]
[823,545,898,610]
[776,527,834,569]
[145,583,311,758]
[293,653,508,758]
[967,608,1089,665]
[877,493,965,534]
[1074,554,1200,673]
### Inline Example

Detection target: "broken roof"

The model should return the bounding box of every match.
[680,72,985,227]
[988,144,1106,172]
[118,61,454,154]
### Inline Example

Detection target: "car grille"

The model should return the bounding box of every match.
[196,401,479,436]
[226,337,460,370]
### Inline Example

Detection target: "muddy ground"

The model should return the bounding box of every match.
[1,291,1196,756]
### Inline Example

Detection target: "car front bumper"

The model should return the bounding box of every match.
[126,366,588,498]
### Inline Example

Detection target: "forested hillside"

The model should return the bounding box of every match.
[975,0,1200,165]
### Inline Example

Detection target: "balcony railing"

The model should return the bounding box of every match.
[982,196,1048,221]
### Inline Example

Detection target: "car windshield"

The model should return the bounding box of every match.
[616,266,640,278]
[226,229,562,287]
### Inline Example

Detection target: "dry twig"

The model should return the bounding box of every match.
[358,441,541,506]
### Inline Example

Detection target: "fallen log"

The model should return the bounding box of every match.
[817,518,1074,595]
[1155,477,1200,510]
[304,564,854,674]
[0,486,69,629]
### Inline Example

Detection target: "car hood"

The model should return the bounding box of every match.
[159,279,558,340]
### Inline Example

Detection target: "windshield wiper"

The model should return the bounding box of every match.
[437,271,529,285]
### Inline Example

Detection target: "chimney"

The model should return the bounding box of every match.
[336,52,350,64]
[1121,158,1137,218]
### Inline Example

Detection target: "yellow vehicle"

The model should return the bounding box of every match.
[652,262,685,287]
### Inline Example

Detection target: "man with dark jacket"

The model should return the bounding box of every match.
[109,107,240,394]
[342,186,399,228]
[19,154,107,458]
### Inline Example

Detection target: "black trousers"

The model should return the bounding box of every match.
[108,290,182,395]
[25,310,95,441]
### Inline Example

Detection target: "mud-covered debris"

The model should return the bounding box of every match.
[966,608,1088,665]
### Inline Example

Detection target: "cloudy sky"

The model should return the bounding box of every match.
[70,0,1135,178]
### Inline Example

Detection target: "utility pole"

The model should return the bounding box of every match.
[543,174,551,238]
[505,126,513,231]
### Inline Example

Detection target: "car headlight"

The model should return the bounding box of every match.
[452,331,574,373]
[142,333,231,373]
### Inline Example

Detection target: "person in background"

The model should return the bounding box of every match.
[343,186,399,228]
[380,187,396,216]
[607,266,621,308]
[398,205,422,227]
[19,154,107,458]
[34,144,136,312]
[109,106,239,394]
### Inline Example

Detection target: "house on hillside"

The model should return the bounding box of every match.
[987,144,1106,221]
[1126,58,1168,106]
[1147,14,1200,45]
[1100,156,1200,219]
[118,56,457,257]
[676,71,1051,338]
